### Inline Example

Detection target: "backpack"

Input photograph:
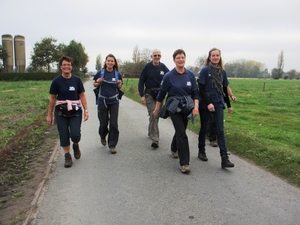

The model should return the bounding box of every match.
[93,69,124,103]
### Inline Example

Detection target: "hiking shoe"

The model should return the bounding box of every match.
[221,157,235,168]
[73,143,81,159]
[198,152,208,161]
[210,141,218,147]
[64,153,73,168]
[101,138,106,146]
[110,147,117,154]
[151,142,159,149]
[171,151,178,158]
[180,165,190,173]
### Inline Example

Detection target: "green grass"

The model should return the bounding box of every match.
[122,78,300,187]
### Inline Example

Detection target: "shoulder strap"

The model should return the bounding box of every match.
[100,69,105,78]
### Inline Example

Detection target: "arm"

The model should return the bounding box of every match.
[46,94,56,125]
[223,87,232,114]
[79,92,89,121]
[227,86,237,102]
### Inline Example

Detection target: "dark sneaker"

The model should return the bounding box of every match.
[171,151,178,158]
[73,143,81,159]
[101,138,106,146]
[64,153,73,168]
[210,141,218,147]
[110,147,117,154]
[151,142,159,148]
[198,152,208,161]
[221,157,235,168]
[180,165,190,173]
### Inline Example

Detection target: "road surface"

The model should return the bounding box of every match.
[32,78,300,225]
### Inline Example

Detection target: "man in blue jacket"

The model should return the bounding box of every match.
[138,49,169,148]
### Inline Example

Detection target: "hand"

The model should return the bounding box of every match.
[192,107,199,117]
[117,80,122,88]
[84,112,89,121]
[141,96,146,104]
[231,95,237,102]
[207,103,215,112]
[97,78,104,84]
[153,109,160,117]
[227,107,233,114]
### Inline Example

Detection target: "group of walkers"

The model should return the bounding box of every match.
[46,47,237,173]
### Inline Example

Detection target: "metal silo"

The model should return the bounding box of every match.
[1,34,14,72]
[14,35,26,72]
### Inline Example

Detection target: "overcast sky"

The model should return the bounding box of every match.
[1,0,300,72]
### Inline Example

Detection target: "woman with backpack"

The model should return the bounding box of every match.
[93,54,123,154]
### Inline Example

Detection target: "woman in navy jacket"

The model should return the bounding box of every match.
[197,47,234,168]
[154,49,199,173]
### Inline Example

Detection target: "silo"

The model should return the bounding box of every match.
[1,34,14,72]
[14,35,26,72]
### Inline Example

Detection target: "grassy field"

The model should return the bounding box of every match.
[0,79,299,188]
[122,78,300,187]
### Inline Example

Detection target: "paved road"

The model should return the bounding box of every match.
[32,78,300,225]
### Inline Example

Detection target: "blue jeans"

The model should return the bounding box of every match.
[198,107,229,158]
[55,110,82,147]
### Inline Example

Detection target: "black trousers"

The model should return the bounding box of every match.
[97,103,119,148]
[207,113,217,142]
[169,112,190,166]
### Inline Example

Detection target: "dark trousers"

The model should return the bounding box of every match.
[169,112,190,166]
[97,103,119,148]
[207,114,217,142]
[198,108,229,158]
[55,111,82,147]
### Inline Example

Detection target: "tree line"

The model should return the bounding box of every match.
[1,38,299,79]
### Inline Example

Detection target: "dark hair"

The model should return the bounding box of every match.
[204,47,224,70]
[172,49,186,60]
[104,54,119,71]
[59,56,73,66]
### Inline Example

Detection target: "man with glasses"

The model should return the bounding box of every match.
[138,49,169,149]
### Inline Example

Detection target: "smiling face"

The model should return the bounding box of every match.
[105,56,115,71]
[151,51,161,66]
[173,53,186,69]
[60,60,72,75]
[209,49,221,66]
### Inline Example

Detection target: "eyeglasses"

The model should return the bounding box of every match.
[61,64,72,67]
[153,55,161,57]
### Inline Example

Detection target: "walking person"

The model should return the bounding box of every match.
[197,47,234,168]
[153,49,199,173]
[46,56,89,168]
[207,86,237,147]
[138,49,169,149]
[93,54,123,154]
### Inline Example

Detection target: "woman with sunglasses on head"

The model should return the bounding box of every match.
[46,56,89,168]
[93,54,123,154]
[197,47,234,168]
[153,49,199,174]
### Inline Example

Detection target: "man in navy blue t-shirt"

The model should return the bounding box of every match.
[138,49,169,149]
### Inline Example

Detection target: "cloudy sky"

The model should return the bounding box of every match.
[1,0,300,72]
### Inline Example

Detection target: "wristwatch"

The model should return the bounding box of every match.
[84,110,88,113]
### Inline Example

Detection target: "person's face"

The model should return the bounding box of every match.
[173,53,185,68]
[151,51,161,64]
[105,56,115,70]
[209,50,221,65]
[60,60,72,74]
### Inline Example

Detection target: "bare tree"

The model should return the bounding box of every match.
[140,48,152,63]
[95,54,102,70]
[277,50,284,79]
[132,45,141,63]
